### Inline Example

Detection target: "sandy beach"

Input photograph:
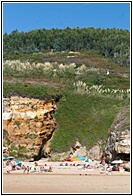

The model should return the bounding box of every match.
[3,161,131,194]
[3,173,130,194]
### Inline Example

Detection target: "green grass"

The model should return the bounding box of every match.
[50,94,129,152]
[3,81,60,99]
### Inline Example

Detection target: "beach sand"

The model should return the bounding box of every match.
[3,161,131,194]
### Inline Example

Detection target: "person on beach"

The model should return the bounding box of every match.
[40,166,43,172]
[48,166,53,172]
[6,160,10,166]
[27,166,30,174]
[23,166,27,174]
[94,163,100,169]
[106,164,112,175]
[35,162,38,166]
[100,155,105,165]
[6,166,10,174]
[12,163,16,171]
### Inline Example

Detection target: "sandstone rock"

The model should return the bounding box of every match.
[36,122,43,128]
[3,96,58,161]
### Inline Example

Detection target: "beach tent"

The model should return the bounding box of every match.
[77,156,86,160]
[71,157,79,161]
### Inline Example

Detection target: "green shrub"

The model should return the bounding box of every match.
[8,144,18,151]
[6,138,11,145]
[18,145,29,153]
[25,132,30,139]
[9,151,18,157]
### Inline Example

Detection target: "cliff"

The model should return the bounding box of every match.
[105,106,130,170]
[3,96,58,161]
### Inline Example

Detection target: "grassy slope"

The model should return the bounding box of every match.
[51,94,129,152]
[3,50,130,152]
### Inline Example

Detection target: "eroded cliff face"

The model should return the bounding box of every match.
[105,106,130,169]
[3,96,58,161]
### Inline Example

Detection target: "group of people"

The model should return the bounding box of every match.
[4,155,124,175]
[4,160,21,174]
[22,163,53,174]
[98,155,124,174]
[4,160,53,174]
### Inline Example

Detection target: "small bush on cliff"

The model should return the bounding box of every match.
[25,132,30,139]
[9,151,18,157]
[18,145,29,153]
[8,144,18,151]
[6,138,11,145]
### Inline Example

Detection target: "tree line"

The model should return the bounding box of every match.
[3,27,130,67]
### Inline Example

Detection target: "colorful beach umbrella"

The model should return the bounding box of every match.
[3,156,8,161]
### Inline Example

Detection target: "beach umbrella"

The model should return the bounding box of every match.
[111,159,123,164]
[16,160,22,165]
[3,156,8,161]
[7,156,15,160]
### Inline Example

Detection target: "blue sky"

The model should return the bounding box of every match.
[3,2,130,34]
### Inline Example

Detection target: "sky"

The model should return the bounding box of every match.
[2,2,131,34]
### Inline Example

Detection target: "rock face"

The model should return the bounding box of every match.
[3,96,58,161]
[87,140,104,160]
[70,140,87,158]
[105,106,130,168]
[69,140,103,160]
